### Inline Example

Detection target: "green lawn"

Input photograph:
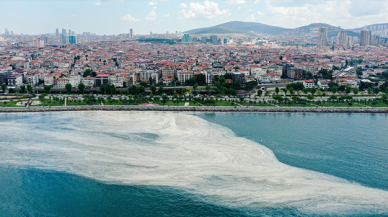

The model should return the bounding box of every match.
[318,102,363,107]
[0,101,25,107]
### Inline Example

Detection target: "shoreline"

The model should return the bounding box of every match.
[0,106,388,113]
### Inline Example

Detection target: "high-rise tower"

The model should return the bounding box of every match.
[360,29,371,46]
[317,27,328,47]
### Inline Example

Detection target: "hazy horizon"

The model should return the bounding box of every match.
[1,0,388,35]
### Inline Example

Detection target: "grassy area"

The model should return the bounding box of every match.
[318,102,363,107]
[370,103,388,107]
[0,101,24,107]
[276,104,316,107]
[189,102,202,106]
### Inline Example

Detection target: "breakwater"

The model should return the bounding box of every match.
[0,106,388,113]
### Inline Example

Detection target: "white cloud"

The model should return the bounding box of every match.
[180,3,188,8]
[164,14,170,17]
[257,11,263,16]
[254,0,260,4]
[246,14,255,22]
[179,1,230,20]
[146,6,157,21]
[263,0,388,29]
[95,2,101,6]
[226,0,245,5]
[121,14,140,22]
[149,1,157,5]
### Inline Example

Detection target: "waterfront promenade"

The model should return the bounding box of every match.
[0,106,387,113]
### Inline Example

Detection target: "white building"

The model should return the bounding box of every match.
[81,77,95,87]
[57,78,69,89]
[303,80,315,88]
[267,73,281,83]
[177,70,194,83]
[7,74,23,87]
[44,75,54,86]
[68,75,81,87]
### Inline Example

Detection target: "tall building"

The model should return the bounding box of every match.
[69,35,77,44]
[68,29,71,35]
[60,34,68,44]
[181,34,192,43]
[338,31,348,47]
[371,36,380,46]
[201,36,207,43]
[4,28,9,36]
[210,35,218,44]
[62,29,66,35]
[56,29,59,37]
[317,27,328,47]
[360,29,371,46]
[130,29,133,38]
[348,36,354,47]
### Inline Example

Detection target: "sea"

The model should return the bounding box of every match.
[0,111,388,216]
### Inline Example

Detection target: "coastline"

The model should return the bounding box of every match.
[0,105,388,113]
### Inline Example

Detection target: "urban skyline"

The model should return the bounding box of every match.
[1,0,388,35]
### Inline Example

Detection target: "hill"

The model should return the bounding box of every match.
[184,21,289,35]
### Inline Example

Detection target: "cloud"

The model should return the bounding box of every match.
[246,14,255,22]
[164,14,170,17]
[179,1,230,20]
[95,1,102,6]
[146,6,157,21]
[180,3,188,8]
[121,14,140,22]
[257,11,263,16]
[226,0,245,5]
[254,0,260,4]
[149,1,157,5]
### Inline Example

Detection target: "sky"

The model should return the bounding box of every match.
[1,0,388,35]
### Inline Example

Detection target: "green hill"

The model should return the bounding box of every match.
[185,21,289,35]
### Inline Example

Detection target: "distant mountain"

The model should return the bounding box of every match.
[279,23,343,38]
[184,21,289,35]
[349,23,388,32]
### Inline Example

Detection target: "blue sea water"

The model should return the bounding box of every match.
[0,112,388,216]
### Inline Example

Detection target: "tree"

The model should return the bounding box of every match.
[193,83,198,95]
[65,83,72,94]
[356,67,363,76]
[289,87,294,95]
[157,86,164,95]
[105,84,111,94]
[138,85,145,94]
[44,85,51,94]
[206,85,211,95]
[303,88,309,94]
[307,94,314,100]
[331,86,338,94]
[162,94,168,105]
[345,86,352,95]
[39,93,47,103]
[78,83,85,94]
[27,84,32,93]
[374,87,381,96]
[214,81,221,90]
[330,95,337,100]
[311,87,316,95]
[100,84,105,94]
[275,87,280,95]
[272,95,283,103]
[20,85,26,93]
[1,84,6,92]
[150,85,157,95]
[110,84,116,94]
[83,69,92,77]
[353,87,359,95]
